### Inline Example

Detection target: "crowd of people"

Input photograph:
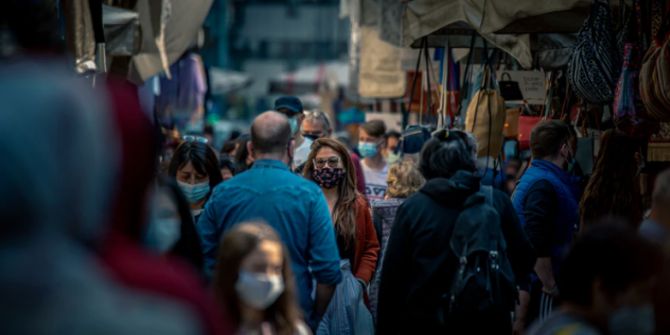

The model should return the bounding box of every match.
[4,59,670,335]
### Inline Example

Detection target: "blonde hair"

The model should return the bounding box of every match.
[387,160,425,198]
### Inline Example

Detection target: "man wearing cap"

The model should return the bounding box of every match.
[274,96,312,170]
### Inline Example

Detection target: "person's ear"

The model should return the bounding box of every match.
[247,141,254,158]
[288,139,295,156]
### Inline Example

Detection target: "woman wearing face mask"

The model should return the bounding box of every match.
[214,222,309,335]
[145,177,204,273]
[303,138,379,334]
[303,138,379,332]
[579,129,643,229]
[169,139,223,221]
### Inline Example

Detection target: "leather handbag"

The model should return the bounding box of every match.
[498,72,524,101]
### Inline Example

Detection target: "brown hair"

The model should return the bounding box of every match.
[360,120,387,138]
[303,138,358,247]
[213,222,302,335]
[530,120,573,159]
[387,160,425,198]
[579,129,642,228]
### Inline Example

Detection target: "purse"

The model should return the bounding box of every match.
[498,72,524,101]
[640,8,670,121]
[568,0,622,104]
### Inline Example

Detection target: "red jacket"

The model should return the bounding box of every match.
[352,195,380,284]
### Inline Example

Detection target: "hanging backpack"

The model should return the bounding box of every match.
[568,0,622,104]
[439,186,517,326]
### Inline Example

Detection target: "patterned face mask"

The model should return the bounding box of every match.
[312,167,346,189]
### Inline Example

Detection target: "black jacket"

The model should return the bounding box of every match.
[377,171,535,334]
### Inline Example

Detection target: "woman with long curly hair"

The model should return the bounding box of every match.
[303,138,380,284]
[579,129,643,228]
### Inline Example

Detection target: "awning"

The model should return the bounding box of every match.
[209,68,252,95]
[269,62,349,95]
[400,0,592,68]
[128,0,213,84]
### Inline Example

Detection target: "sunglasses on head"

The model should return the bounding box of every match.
[182,135,209,144]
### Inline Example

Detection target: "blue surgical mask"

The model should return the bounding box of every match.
[146,217,181,252]
[288,117,299,135]
[386,151,401,164]
[358,142,379,158]
[177,180,210,204]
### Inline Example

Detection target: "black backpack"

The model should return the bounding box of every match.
[439,186,517,325]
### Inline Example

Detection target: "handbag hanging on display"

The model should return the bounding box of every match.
[498,72,524,101]
[640,5,670,121]
[464,43,506,159]
[568,0,622,104]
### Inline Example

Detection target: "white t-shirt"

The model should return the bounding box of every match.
[362,160,388,201]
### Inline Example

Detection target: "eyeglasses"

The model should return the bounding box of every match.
[182,135,209,144]
[314,156,340,169]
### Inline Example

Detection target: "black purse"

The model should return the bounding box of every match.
[498,72,524,101]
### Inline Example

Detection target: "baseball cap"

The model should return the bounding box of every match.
[274,96,303,115]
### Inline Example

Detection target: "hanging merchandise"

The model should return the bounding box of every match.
[156,52,208,130]
[639,7,670,121]
[503,108,521,138]
[614,43,641,120]
[518,113,543,151]
[518,72,556,150]
[568,0,622,104]
[498,72,524,101]
[465,45,505,159]
[436,45,460,128]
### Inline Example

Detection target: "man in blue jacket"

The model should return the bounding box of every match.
[198,111,342,328]
[512,120,581,328]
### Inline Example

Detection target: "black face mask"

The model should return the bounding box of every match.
[302,133,321,141]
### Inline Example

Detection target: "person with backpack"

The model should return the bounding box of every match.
[377,129,535,334]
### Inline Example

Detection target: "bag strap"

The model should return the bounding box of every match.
[500,72,512,82]
[424,37,433,122]
[407,38,425,116]
[480,185,495,207]
[459,32,478,112]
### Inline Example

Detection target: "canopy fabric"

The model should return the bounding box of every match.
[402,0,590,68]
[209,68,252,95]
[128,0,213,84]
[269,62,349,95]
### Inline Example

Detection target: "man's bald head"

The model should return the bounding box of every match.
[250,111,292,156]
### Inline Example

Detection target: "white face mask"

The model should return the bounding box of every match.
[235,271,285,310]
[608,304,655,335]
